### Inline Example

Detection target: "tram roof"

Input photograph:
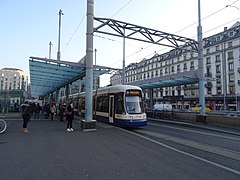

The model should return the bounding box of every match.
[29,56,116,98]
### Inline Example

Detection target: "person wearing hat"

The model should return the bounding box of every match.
[21,101,31,133]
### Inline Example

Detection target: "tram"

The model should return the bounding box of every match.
[64,85,147,128]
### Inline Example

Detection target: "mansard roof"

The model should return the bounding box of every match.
[204,22,240,47]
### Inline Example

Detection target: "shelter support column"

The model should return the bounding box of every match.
[55,89,59,104]
[65,85,69,103]
[150,88,153,110]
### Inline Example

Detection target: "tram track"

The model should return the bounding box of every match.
[118,124,240,176]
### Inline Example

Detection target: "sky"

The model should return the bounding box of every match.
[1,0,240,86]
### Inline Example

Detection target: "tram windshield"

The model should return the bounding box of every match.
[125,96,143,114]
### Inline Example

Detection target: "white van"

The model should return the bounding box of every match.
[153,104,172,111]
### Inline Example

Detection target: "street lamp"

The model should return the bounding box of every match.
[49,41,53,59]
[57,9,64,61]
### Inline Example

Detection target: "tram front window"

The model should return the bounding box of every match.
[125,96,142,114]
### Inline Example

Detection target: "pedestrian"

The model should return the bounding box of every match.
[59,102,63,121]
[66,102,74,131]
[50,103,56,120]
[34,103,41,119]
[21,101,31,133]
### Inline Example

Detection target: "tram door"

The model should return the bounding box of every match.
[109,95,114,123]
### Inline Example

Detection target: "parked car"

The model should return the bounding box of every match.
[153,104,172,111]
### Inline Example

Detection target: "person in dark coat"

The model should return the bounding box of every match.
[21,101,31,133]
[66,102,74,131]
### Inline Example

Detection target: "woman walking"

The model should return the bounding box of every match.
[21,101,31,133]
[66,102,74,131]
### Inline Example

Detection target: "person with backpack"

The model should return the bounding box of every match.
[21,101,31,133]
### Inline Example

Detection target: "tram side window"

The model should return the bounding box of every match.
[115,93,125,114]
[96,95,108,112]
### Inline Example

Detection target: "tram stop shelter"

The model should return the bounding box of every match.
[29,56,115,100]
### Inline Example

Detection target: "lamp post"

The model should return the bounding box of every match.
[57,9,64,61]
[49,41,53,59]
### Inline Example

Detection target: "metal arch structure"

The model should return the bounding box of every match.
[29,56,116,98]
[93,17,199,90]
[94,17,198,52]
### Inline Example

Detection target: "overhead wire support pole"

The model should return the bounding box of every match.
[198,0,206,116]
[85,0,94,122]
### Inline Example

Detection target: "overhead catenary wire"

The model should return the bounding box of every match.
[62,15,85,53]
[131,0,240,66]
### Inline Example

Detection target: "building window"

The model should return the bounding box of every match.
[215,55,220,62]
[206,57,211,64]
[228,41,232,48]
[171,66,174,72]
[227,51,233,59]
[165,68,168,74]
[228,62,234,71]
[229,74,234,82]
[216,45,220,51]
[217,87,222,95]
[206,67,211,75]
[183,63,187,70]
[207,87,212,94]
[190,61,194,70]
[216,65,221,73]
[177,64,180,72]
[229,85,235,94]
[216,75,221,83]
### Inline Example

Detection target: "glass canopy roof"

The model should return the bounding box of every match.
[129,70,199,89]
[29,56,114,98]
